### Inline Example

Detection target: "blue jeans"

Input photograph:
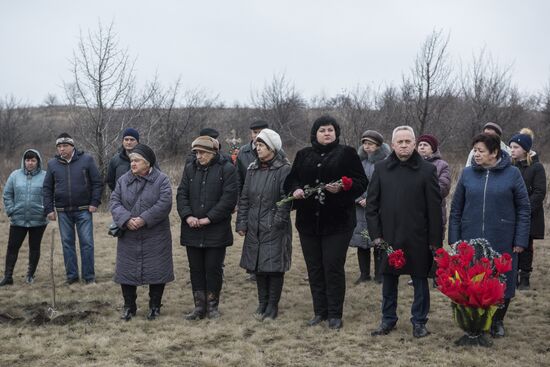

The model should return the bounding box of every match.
[381,274,430,326]
[57,210,95,281]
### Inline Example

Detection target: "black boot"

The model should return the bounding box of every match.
[490,299,510,338]
[120,285,137,321]
[207,291,221,319]
[185,291,206,320]
[517,271,530,290]
[0,251,18,287]
[27,247,40,284]
[146,283,164,320]
[263,275,284,320]
[0,277,13,286]
[355,248,371,284]
[254,274,269,319]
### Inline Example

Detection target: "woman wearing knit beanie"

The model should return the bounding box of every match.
[177,135,239,320]
[416,134,451,288]
[236,128,292,321]
[509,129,547,291]
[349,130,391,285]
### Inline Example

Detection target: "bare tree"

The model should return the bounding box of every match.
[0,95,30,156]
[142,79,217,157]
[403,29,456,135]
[323,86,377,146]
[251,73,307,146]
[461,48,514,137]
[64,20,152,176]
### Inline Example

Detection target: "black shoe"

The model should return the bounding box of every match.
[412,324,430,338]
[517,272,530,290]
[306,315,327,327]
[254,303,268,319]
[354,274,372,285]
[0,277,14,286]
[490,320,505,338]
[146,307,161,320]
[262,304,279,320]
[407,279,413,286]
[84,279,96,285]
[120,307,136,321]
[25,275,35,284]
[65,277,79,285]
[371,323,396,336]
[328,318,343,330]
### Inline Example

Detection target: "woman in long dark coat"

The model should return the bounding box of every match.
[177,136,238,320]
[509,130,546,290]
[350,131,390,284]
[283,115,368,330]
[449,133,530,338]
[237,129,292,321]
[110,144,174,321]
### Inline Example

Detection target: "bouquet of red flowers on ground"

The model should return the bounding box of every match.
[434,238,512,346]
[277,176,353,206]
[360,230,406,270]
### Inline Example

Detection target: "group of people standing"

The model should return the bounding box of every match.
[0,118,546,339]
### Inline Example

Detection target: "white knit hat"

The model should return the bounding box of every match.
[256,128,282,152]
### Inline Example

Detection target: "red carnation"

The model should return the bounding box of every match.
[493,253,513,275]
[341,176,353,191]
[388,249,406,269]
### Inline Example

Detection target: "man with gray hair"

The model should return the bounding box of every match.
[366,125,442,338]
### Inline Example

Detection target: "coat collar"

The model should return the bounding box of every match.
[127,166,160,183]
[385,150,423,170]
[471,150,511,172]
[248,152,289,170]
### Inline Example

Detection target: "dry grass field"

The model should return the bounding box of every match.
[0,197,549,366]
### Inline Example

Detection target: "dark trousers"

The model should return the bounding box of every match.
[518,237,534,273]
[357,248,371,275]
[4,225,47,278]
[299,231,352,319]
[382,274,430,326]
[186,246,226,293]
[121,283,166,310]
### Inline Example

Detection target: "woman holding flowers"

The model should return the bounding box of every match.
[449,133,530,338]
[283,115,368,330]
[350,130,391,284]
[236,129,292,321]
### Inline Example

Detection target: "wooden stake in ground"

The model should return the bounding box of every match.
[47,229,58,319]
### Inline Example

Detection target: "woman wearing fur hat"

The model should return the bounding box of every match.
[236,128,292,321]
[177,135,239,320]
[509,129,546,291]
[350,130,390,285]
[283,115,368,330]
[110,144,174,321]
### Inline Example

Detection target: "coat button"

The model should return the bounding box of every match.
[315,179,319,184]
[315,212,319,216]
[317,163,322,167]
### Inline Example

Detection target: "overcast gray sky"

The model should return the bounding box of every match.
[1,0,549,106]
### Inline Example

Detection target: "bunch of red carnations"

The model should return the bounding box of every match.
[434,238,512,346]
[435,239,512,308]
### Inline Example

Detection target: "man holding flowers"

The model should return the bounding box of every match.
[366,125,442,338]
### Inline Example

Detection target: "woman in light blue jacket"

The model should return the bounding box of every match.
[1,149,48,286]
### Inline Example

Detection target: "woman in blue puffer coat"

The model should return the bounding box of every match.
[1,149,48,286]
[449,133,530,338]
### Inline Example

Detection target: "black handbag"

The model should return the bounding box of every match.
[108,222,124,237]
